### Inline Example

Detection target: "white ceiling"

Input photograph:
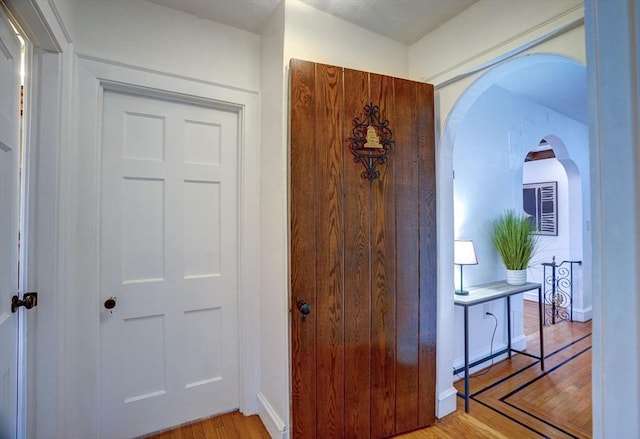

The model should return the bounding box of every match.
[146,0,478,45]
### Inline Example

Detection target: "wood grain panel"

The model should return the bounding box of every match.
[393,78,421,433]
[289,59,317,439]
[369,73,397,439]
[342,68,372,438]
[314,63,345,439]
[290,59,436,439]
[417,82,437,427]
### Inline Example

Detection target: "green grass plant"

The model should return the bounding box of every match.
[490,210,539,270]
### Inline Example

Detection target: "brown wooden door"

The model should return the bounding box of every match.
[290,59,437,439]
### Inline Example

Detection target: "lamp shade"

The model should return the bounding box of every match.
[454,240,478,265]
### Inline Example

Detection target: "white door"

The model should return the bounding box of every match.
[99,90,240,438]
[0,11,21,439]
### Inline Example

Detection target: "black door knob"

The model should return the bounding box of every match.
[297,300,311,315]
[297,300,311,322]
[104,297,117,310]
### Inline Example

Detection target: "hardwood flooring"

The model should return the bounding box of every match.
[148,300,592,438]
[143,410,270,439]
[397,299,592,439]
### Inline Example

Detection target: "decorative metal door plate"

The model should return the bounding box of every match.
[348,103,394,181]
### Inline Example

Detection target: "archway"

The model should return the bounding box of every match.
[436,53,589,415]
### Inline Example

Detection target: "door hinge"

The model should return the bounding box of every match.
[20,85,24,117]
[11,292,37,313]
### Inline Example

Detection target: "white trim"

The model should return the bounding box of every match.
[452,336,527,376]
[423,5,584,86]
[18,33,32,439]
[257,392,288,439]
[436,387,457,419]
[3,0,66,51]
[45,0,71,44]
[66,56,260,437]
[77,53,260,95]
[25,46,70,439]
[572,306,592,322]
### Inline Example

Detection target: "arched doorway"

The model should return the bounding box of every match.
[523,136,587,321]
[436,53,590,415]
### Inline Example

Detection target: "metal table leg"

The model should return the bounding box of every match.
[507,296,512,359]
[538,286,545,370]
[464,305,470,412]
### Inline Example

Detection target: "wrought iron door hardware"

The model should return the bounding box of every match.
[11,292,38,313]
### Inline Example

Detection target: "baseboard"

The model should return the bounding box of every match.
[453,336,526,375]
[437,387,458,418]
[524,295,592,322]
[257,392,288,439]
[512,334,526,350]
[572,306,592,322]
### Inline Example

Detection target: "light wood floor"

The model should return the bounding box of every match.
[144,410,270,438]
[149,300,592,438]
[397,300,592,438]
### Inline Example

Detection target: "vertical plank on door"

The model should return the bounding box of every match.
[417,82,437,427]
[393,78,421,432]
[342,68,372,438]
[369,74,397,439]
[290,59,318,439]
[314,63,345,438]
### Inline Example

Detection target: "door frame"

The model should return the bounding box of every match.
[1,1,70,437]
[62,55,260,437]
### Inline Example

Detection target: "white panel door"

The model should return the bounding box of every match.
[99,90,239,438]
[0,11,21,439]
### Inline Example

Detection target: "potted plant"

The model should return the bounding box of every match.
[490,210,539,285]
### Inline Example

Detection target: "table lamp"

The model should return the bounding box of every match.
[455,240,478,295]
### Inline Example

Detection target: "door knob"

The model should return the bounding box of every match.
[104,296,117,310]
[296,300,311,322]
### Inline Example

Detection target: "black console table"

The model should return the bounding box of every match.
[454,281,544,412]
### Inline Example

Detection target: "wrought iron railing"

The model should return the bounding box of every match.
[541,257,582,325]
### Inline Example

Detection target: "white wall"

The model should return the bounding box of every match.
[284,0,408,78]
[454,85,589,286]
[258,2,289,438]
[72,0,261,92]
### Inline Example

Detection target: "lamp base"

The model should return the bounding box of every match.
[455,289,469,296]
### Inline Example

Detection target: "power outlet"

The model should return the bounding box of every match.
[483,303,491,318]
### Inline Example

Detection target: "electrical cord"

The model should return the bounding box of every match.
[470,312,498,378]
[452,311,499,380]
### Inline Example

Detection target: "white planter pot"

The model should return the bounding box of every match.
[506,269,527,285]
